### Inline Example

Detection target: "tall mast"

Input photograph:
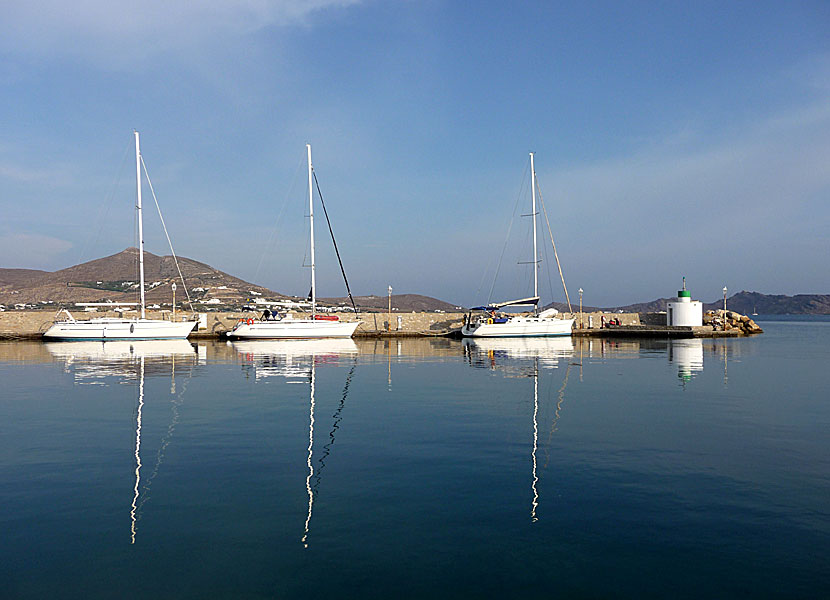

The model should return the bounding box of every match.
[530,152,538,311]
[135,131,146,319]
[307,144,316,317]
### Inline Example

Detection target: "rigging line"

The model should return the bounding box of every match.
[78,138,132,267]
[488,160,529,304]
[140,156,194,312]
[535,177,572,313]
[474,252,497,300]
[540,220,557,307]
[253,154,305,285]
[134,200,140,306]
[312,171,358,314]
[516,206,535,298]
[302,171,312,269]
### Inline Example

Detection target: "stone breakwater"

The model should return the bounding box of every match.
[0,309,763,339]
[703,310,764,335]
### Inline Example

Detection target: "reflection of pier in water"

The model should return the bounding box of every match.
[45,340,201,543]
[573,337,742,386]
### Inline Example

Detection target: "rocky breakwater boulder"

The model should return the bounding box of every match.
[703,310,764,335]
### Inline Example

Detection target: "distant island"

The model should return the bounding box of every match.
[1,248,827,314]
[601,291,830,315]
[544,291,830,315]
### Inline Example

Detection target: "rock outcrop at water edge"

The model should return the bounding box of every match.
[703,310,763,334]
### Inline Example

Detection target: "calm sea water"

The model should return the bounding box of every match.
[1,320,829,598]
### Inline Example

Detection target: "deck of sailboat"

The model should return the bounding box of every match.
[225,318,360,339]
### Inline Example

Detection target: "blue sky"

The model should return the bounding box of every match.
[1,1,828,307]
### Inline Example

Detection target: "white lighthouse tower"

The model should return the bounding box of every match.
[667,278,703,327]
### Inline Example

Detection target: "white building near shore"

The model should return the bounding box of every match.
[667,280,703,327]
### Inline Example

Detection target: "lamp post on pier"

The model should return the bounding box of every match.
[172,282,177,320]
[578,288,583,329]
[723,286,728,329]
[388,285,393,332]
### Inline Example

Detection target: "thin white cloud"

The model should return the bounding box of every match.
[0,233,73,269]
[0,163,55,183]
[522,94,830,303]
[1,0,362,66]
[0,158,76,187]
[543,99,830,226]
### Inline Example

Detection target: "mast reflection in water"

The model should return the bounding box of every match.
[46,340,200,543]
[464,337,574,523]
[227,339,359,547]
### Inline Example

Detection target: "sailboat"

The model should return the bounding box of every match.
[226,145,360,339]
[462,153,575,337]
[43,132,197,341]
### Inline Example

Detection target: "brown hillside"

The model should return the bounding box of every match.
[0,248,283,306]
[320,293,462,312]
[0,268,48,287]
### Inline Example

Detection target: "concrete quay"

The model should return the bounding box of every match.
[0,309,466,339]
[0,309,759,340]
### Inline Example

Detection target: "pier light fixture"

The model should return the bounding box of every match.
[388,285,393,332]
[578,288,584,329]
[172,282,177,319]
[723,286,728,328]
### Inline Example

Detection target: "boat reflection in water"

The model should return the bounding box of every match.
[228,339,358,381]
[44,339,201,385]
[45,340,201,543]
[228,339,358,547]
[668,339,704,384]
[463,336,575,522]
[463,336,574,374]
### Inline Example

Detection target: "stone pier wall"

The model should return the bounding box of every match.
[2,309,722,339]
[0,310,471,338]
[562,311,641,329]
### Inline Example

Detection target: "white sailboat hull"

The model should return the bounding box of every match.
[462,316,574,337]
[226,319,360,339]
[43,318,196,341]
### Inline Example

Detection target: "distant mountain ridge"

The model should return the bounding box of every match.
[2,251,826,313]
[704,291,830,315]
[0,248,280,306]
[0,249,459,312]
[320,294,461,313]
[601,291,830,315]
